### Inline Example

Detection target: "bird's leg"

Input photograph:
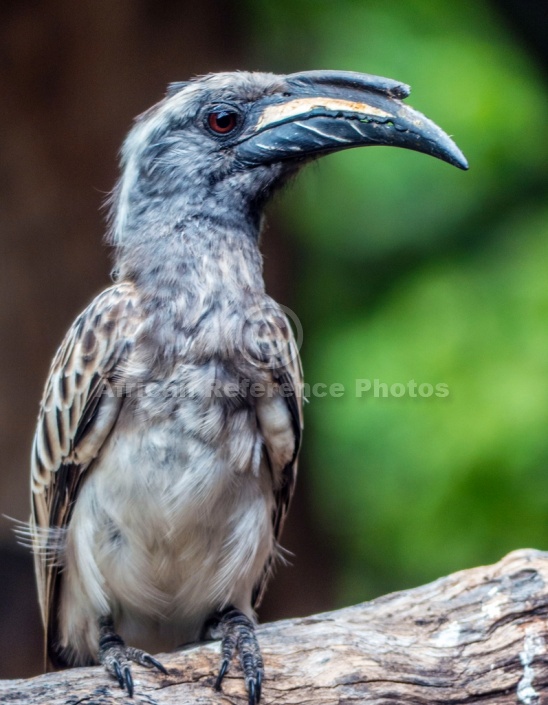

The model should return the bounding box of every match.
[98,615,168,698]
[213,607,264,705]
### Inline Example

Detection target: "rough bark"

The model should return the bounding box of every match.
[2,549,548,704]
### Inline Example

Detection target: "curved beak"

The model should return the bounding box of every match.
[235,69,468,170]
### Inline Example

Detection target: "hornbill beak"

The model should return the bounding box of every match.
[235,69,468,170]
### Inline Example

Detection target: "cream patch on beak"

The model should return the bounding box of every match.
[256,97,393,131]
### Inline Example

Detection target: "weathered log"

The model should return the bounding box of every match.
[2,549,547,704]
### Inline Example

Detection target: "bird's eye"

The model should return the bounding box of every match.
[207,109,240,135]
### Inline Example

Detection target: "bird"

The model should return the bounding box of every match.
[28,69,467,704]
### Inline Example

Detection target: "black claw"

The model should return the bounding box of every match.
[256,672,262,702]
[123,665,134,698]
[113,661,124,689]
[248,679,256,705]
[143,654,168,674]
[215,659,229,691]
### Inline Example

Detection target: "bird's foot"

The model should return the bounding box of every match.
[214,608,264,705]
[98,616,168,698]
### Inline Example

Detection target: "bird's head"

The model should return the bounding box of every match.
[110,70,467,245]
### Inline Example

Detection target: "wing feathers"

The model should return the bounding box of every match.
[252,312,303,608]
[30,282,141,665]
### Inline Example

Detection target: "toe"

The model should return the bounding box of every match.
[215,658,229,691]
[123,665,134,698]
[141,654,169,674]
[113,660,125,689]
[247,678,256,705]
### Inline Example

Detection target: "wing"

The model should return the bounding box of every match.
[250,305,304,607]
[29,281,141,667]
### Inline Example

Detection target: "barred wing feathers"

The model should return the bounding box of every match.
[251,308,304,607]
[30,282,141,666]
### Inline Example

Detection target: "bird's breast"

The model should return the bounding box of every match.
[70,408,274,646]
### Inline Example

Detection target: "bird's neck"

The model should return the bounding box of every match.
[114,215,268,362]
[114,212,266,309]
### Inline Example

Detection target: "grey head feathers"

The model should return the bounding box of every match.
[108,72,287,250]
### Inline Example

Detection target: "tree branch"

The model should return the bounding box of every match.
[2,549,548,704]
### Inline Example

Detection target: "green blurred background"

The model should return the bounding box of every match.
[1,0,547,678]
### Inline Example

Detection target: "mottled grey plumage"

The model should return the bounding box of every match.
[29,70,467,702]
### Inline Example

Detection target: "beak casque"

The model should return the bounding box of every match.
[236,69,468,170]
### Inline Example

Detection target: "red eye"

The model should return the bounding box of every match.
[207,109,239,134]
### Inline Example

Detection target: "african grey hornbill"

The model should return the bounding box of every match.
[29,69,467,703]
